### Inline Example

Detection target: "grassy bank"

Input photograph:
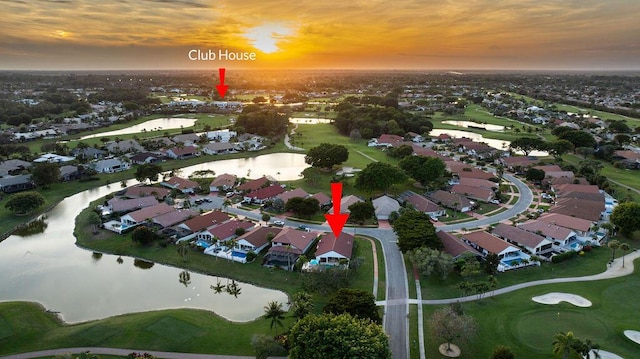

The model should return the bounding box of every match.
[423,257,640,358]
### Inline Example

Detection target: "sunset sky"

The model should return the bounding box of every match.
[1,0,639,71]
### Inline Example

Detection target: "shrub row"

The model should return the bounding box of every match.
[551,250,578,264]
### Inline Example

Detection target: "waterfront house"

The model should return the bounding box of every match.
[209,174,237,192]
[161,176,200,194]
[0,175,35,193]
[314,232,355,267]
[235,226,283,254]
[491,223,553,256]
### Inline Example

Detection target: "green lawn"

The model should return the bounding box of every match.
[422,257,640,358]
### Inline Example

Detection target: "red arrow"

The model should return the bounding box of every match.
[325,182,349,237]
[215,68,229,98]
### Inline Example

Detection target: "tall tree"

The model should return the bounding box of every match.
[304,143,349,169]
[31,162,61,189]
[288,313,391,359]
[4,191,45,215]
[263,301,286,336]
[134,163,163,183]
[355,162,407,193]
[348,201,376,224]
[620,242,631,268]
[392,210,441,252]
[610,202,640,237]
[290,291,314,321]
[509,137,546,156]
[548,139,574,160]
[429,305,477,355]
[408,247,454,280]
[285,197,319,218]
[399,155,446,186]
[323,288,381,324]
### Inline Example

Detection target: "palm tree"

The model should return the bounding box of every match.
[552,331,582,359]
[290,291,314,321]
[608,240,620,262]
[211,278,225,294]
[177,241,189,262]
[263,301,286,336]
[620,242,631,268]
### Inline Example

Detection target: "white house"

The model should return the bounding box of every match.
[314,232,354,266]
[207,129,237,142]
[92,158,130,173]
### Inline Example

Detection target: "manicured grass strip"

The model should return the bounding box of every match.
[409,305,420,359]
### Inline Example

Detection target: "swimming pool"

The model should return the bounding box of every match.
[232,251,247,259]
[195,240,212,249]
[568,242,583,250]
[502,258,522,267]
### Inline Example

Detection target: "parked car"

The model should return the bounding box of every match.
[273,220,285,227]
[489,199,500,205]
[297,225,311,232]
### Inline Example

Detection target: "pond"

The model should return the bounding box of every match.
[0,183,288,324]
[289,117,333,124]
[180,152,309,181]
[429,129,549,157]
[441,120,505,132]
[79,118,197,140]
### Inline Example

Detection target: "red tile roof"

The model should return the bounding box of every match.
[124,186,170,199]
[207,220,255,240]
[126,203,175,223]
[437,230,481,258]
[538,213,594,233]
[237,176,269,191]
[315,232,354,259]
[108,196,158,213]
[209,174,237,189]
[550,198,604,221]
[377,134,404,145]
[272,227,318,252]
[463,230,516,255]
[246,184,286,200]
[310,192,332,205]
[406,193,441,213]
[519,220,574,241]
[237,226,283,249]
[450,184,494,201]
[163,176,199,190]
[277,188,309,203]
[153,209,198,228]
[492,223,548,249]
[180,210,231,233]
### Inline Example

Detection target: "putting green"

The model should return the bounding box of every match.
[602,282,640,312]
[515,310,608,351]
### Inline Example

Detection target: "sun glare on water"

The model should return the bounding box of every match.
[243,24,292,54]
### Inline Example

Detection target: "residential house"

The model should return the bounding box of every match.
[33,153,76,163]
[402,191,445,218]
[120,203,175,229]
[206,129,237,142]
[462,230,532,271]
[171,133,201,146]
[538,213,594,237]
[310,192,332,208]
[329,195,364,214]
[491,223,553,256]
[244,184,286,204]
[105,139,144,154]
[436,230,482,260]
[0,175,35,193]
[235,226,283,254]
[518,220,580,252]
[108,196,159,213]
[372,195,400,220]
[209,174,237,192]
[60,165,79,181]
[407,132,424,143]
[130,152,164,165]
[458,177,497,190]
[177,210,231,236]
[450,184,494,203]
[277,188,309,204]
[197,219,255,243]
[314,232,355,266]
[368,134,404,147]
[202,142,236,155]
[0,159,31,177]
[237,176,269,192]
[161,176,200,194]
[152,209,198,228]
[165,146,200,160]
[266,227,319,270]
[123,186,170,200]
[497,156,538,170]
[550,198,605,222]
[434,133,452,143]
[428,190,474,212]
[71,147,106,160]
[92,158,131,173]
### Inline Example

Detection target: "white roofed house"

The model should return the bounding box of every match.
[91,158,131,173]
[372,195,400,220]
[202,142,237,155]
[105,139,144,154]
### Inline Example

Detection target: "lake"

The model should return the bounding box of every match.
[79,118,197,140]
[442,120,505,132]
[0,182,288,324]
[429,129,549,157]
[289,117,333,124]
[180,152,309,181]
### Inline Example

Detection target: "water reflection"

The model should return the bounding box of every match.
[14,216,48,237]
[78,118,197,140]
[289,117,332,124]
[0,181,289,323]
[429,129,549,157]
[442,120,505,132]
[180,153,309,181]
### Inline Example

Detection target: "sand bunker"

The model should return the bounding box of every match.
[587,349,623,359]
[623,330,640,345]
[531,292,592,307]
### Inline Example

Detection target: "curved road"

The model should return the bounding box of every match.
[228,172,533,359]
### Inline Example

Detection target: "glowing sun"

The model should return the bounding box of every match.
[243,24,292,54]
